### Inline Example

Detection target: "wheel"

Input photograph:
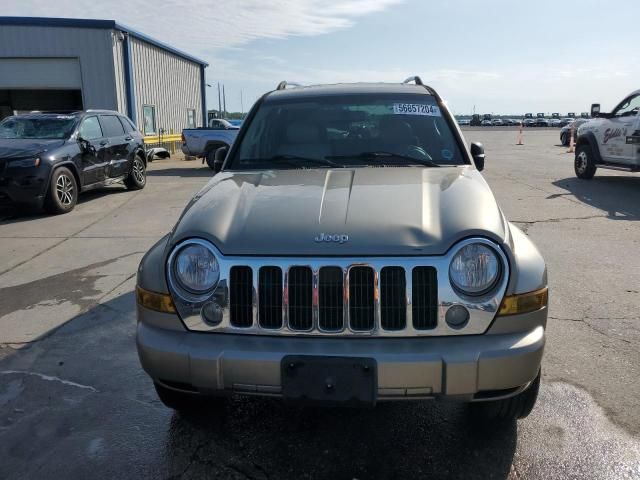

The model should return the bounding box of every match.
[45,166,78,214]
[154,382,225,413]
[125,155,146,190]
[470,371,540,422]
[574,143,597,179]
[560,132,568,146]
[205,148,217,170]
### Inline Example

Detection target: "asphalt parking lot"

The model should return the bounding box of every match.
[1,130,639,479]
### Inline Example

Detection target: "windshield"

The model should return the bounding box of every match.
[229,93,466,169]
[0,116,77,140]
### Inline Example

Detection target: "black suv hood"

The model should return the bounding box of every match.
[0,139,67,160]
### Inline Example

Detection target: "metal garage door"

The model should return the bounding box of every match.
[0,58,82,89]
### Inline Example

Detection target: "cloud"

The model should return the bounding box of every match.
[5,0,403,52]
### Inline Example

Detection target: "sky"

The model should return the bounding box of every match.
[4,0,640,114]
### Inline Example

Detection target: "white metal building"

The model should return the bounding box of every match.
[0,17,208,136]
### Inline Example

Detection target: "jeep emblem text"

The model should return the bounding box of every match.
[315,233,349,244]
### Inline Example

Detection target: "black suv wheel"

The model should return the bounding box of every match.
[574,143,597,179]
[470,371,540,422]
[45,166,78,214]
[125,155,147,189]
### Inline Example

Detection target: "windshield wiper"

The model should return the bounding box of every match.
[242,154,342,168]
[326,151,440,167]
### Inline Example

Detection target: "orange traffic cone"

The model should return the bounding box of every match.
[516,122,524,145]
[567,125,575,153]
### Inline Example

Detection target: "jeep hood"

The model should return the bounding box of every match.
[0,138,66,160]
[172,167,507,256]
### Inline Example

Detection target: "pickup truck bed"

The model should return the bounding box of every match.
[181,127,239,167]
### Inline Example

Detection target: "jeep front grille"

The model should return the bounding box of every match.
[227,264,437,335]
[318,267,344,331]
[229,266,253,327]
[412,267,438,329]
[288,266,313,330]
[258,266,283,329]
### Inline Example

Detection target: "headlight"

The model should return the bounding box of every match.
[9,157,40,168]
[171,240,220,295]
[449,243,501,295]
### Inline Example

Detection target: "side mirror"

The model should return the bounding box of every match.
[77,135,90,153]
[213,146,228,173]
[591,103,601,117]
[470,142,485,171]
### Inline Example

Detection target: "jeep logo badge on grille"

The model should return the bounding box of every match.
[315,233,349,244]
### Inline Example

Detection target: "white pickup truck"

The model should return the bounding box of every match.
[574,90,640,179]
[181,119,240,169]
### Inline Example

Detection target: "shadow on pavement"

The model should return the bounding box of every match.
[552,175,640,220]
[0,287,518,480]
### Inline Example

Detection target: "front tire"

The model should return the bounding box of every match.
[45,166,78,214]
[470,371,540,422]
[574,143,597,179]
[125,155,146,190]
[560,132,568,146]
[205,148,217,170]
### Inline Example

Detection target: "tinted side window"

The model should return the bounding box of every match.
[118,116,135,133]
[79,116,103,140]
[101,115,125,137]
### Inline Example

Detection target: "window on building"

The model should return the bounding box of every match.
[143,105,156,135]
[79,116,103,140]
[100,115,125,137]
[187,109,196,128]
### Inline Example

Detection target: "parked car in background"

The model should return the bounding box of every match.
[523,118,536,127]
[492,118,504,126]
[550,119,562,127]
[567,112,576,118]
[181,123,240,169]
[481,119,493,126]
[575,91,640,178]
[580,112,590,119]
[136,78,548,422]
[535,117,550,127]
[457,118,471,126]
[559,118,573,127]
[0,110,146,214]
[560,118,587,145]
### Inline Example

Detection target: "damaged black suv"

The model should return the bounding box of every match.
[0,110,146,214]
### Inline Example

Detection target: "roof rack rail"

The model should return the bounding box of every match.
[403,76,424,86]
[402,76,441,101]
[276,81,303,90]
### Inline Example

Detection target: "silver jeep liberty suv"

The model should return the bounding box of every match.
[136,77,548,422]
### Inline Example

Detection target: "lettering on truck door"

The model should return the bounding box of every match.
[604,93,640,165]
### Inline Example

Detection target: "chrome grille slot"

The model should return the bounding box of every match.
[349,266,375,331]
[258,266,283,329]
[318,267,344,331]
[412,266,438,330]
[380,267,406,330]
[229,266,253,327]
[288,266,313,330]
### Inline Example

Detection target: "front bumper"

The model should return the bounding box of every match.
[0,163,49,207]
[137,309,545,402]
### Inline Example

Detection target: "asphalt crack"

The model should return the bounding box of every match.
[0,370,98,392]
[549,316,635,344]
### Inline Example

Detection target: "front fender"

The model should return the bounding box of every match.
[137,234,171,294]
[506,223,547,295]
[576,131,603,163]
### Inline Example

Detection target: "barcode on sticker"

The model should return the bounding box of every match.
[393,103,441,116]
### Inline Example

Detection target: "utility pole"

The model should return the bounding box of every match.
[223,84,227,118]
[217,83,222,118]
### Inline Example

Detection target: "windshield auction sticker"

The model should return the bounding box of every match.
[393,103,441,116]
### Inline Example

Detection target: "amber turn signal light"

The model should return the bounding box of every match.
[498,287,548,316]
[136,286,176,313]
